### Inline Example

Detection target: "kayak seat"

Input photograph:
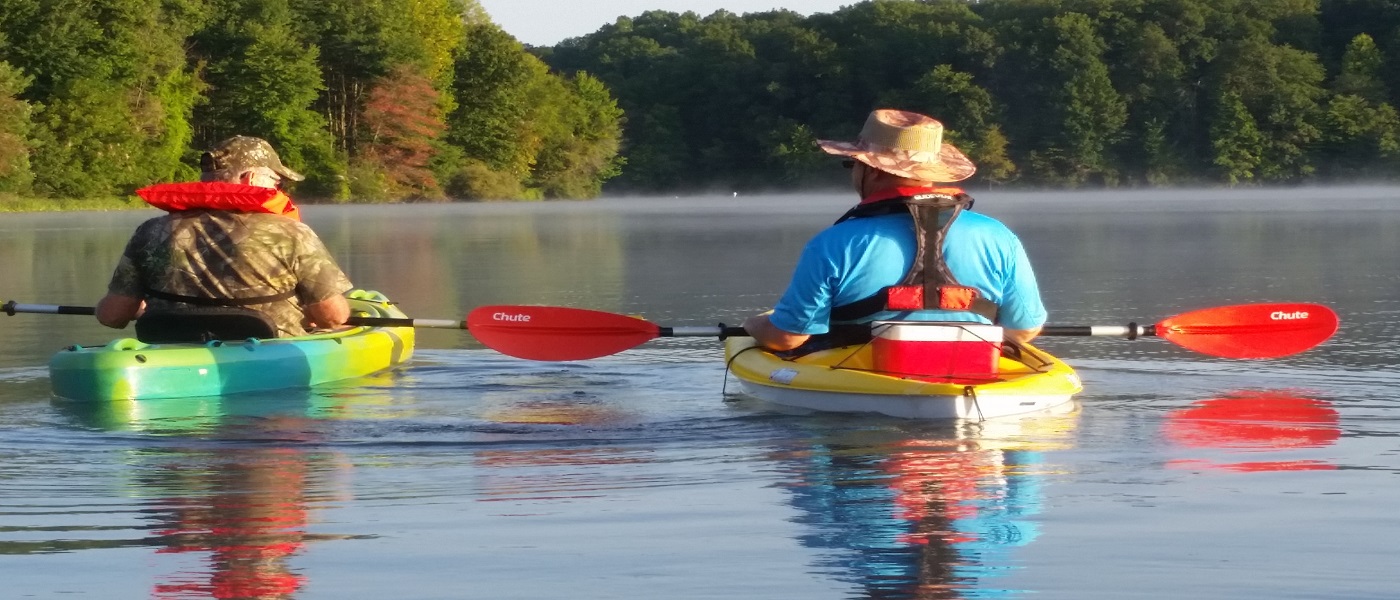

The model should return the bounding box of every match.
[135,307,279,344]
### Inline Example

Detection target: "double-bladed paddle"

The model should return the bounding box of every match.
[461,302,1339,361]
[6,300,1338,362]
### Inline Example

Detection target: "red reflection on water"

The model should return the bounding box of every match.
[885,442,1001,546]
[151,448,310,600]
[1163,391,1339,472]
[1165,458,1335,472]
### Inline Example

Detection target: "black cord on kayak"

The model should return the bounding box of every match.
[721,345,765,401]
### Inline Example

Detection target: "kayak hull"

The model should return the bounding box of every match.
[724,337,1082,420]
[49,290,415,402]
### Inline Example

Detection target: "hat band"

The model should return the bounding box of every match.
[861,118,944,154]
[854,141,942,163]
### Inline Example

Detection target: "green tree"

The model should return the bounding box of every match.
[1210,91,1265,184]
[529,72,625,198]
[2,0,203,197]
[290,0,468,159]
[1316,33,1400,178]
[289,0,391,154]
[618,104,689,191]
[1317,95,1400,178]
[1209,37,1326,181]
[447,24,545,180]
[1002,12,1126,185]
[0,60,33,196]
[1102,18,1192,184]
[1334,33,1387,102]
[192,1,342,198]
[548,14,694,191]
[814,0,994,111]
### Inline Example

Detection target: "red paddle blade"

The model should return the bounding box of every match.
[466,305,662,361]
[1156,303,1338,359]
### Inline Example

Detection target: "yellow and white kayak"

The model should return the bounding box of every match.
[724,336,1082,420]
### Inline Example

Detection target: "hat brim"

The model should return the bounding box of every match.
[272,164,306,182]
[817,139,976,183]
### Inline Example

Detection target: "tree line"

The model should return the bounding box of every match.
[542,0,1400,191]
[3,0,1400,204]
[0,0,624,203]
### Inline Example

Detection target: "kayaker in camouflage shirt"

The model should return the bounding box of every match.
[95,136,354,337]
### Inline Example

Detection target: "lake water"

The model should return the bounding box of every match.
[1,188,1397,599]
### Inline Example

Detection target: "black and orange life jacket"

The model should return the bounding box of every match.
[829,185,1000,325]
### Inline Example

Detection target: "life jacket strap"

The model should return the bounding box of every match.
[145,288,297,307]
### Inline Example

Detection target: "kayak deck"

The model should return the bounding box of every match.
[724,336,1082,420]
[49,290,415,401]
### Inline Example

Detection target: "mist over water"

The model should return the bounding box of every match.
[1,186,1397,598]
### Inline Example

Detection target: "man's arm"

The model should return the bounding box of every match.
[1004,325,1042,345]
[288,223,355,331]
[95,293,144,329]
[995,231,1046,347]
[304,295,350,330]
[742,313,810,351]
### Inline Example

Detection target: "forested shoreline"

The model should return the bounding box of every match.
[0,0,624,206]
[3,0,1400,208]
[545,0,1400,192]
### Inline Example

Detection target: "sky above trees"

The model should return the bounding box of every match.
[476,0,853,45]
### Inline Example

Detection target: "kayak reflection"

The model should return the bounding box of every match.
[1163,390,1340,472]
[54,382,391,599]
[777,405,1079,598]
[141,446,321,599]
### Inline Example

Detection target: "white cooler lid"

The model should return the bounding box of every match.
[871,322,1004,342]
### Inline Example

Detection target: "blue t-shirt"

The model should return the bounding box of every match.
[769,210,1046,335]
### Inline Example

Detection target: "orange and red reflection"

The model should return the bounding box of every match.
[1163,391,1340,472]
[149,448,313,600]
[885,443,1001,546]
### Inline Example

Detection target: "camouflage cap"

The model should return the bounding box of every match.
[817,109,975,183]
[200,136,306,182]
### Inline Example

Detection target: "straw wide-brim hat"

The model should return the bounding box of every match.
[817,109,976,182]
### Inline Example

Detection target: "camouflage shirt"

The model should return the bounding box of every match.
[107,210,354,337]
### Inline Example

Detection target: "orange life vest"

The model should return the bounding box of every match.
[135,182,301,222]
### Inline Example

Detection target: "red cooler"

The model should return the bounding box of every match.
[871,322,1004,381]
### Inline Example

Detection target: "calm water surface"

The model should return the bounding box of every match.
[2,188,1398,599]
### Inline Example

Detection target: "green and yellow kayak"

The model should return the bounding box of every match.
[49,290,414,402]
[724,336,1082,420]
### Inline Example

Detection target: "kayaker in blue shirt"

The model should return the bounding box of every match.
[743,109,1046,352]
